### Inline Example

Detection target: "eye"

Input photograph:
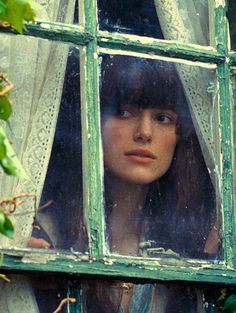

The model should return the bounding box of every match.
[154,113,175,124]
[117,108,132,118]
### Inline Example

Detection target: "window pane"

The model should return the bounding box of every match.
[0,35,87,253]
[82,279,218,313]
[0,274,69,313]
[228,0,236,50]
[98,0,214,46]
[100,54,221,260]
[232,68,236,227]
[35,0,78,24]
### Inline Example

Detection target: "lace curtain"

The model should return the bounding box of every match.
[154,0,221,198]
[0,1,75,312]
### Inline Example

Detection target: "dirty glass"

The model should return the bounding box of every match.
[0,274,70,313]
[228,0,236,50]
[81,279,219,312]
[98,0,214,46]
[100,54,221,260]
[34,0,78,24]
[0,35,87,253]
[231,68,236,228]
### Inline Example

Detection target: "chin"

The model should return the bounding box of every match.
[121,174,158,185]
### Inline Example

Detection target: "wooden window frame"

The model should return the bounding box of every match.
[0,0,235,305]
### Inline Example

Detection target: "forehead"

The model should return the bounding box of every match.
[101,56,187,115]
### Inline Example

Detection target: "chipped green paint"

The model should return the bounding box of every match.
[215,5,228,54]
[82,0,105,258]
[69,282,82,313]
[1,252,236,285]
[0,0,235,292]
[229,52,236,65]
[0,22,93,45]
[215,1,236,268]
[218,63,236,268]
[98,31,225,64]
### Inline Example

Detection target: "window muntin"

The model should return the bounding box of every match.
[98,0,214,46]
[100,54,221,260]
[0,0,235,306]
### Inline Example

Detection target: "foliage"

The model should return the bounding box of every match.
[0,206,13,238]
[0,0,42,241]
[217,288,236,313]
[0,75,28,238]
[0,0,42,33]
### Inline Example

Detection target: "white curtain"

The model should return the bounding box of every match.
[0,1,75,312]
[154,0,221,199]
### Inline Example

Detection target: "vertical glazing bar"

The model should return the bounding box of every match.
[215,1,235,267]
[69,281,82,313]
[81,0,106,258]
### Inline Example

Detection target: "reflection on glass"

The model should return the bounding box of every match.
[232,69,236,224]
[98,0,211,45]
[100,55,221,259]
[35,0,78,24]
[35,47,87,252]
[82,279,217,313]
[228,0,236,50]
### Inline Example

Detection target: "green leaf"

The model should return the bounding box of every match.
[2,214,14,238]
[224,295,236,311]
[0,126,28,179]
[0,209,14,238]
[0,0,6,17]
[0,0,42,33]
[0,95,12,121]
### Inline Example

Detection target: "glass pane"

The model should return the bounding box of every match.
[0,274,70,313]
[100,54,221,260]
[98,0,213,46]
[35,0,78,24]
[232,68,236,231]
[0,35,87,253]
[82,279,218,313]
[228,0,236,50]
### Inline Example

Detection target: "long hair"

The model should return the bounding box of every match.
[100,55,216,258]
[41,52,216,313]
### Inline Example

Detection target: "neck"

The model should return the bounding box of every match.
[105,173,148,254]
[106,174,148,218]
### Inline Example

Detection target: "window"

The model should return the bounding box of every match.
[0,0,235,312]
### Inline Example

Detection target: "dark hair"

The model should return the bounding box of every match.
[100,55,216,258]
[83,54,217,313]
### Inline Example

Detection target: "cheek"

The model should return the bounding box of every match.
[158,134,177,170]
[102,123,123,167]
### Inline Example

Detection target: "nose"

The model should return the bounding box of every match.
[133,114,152,143]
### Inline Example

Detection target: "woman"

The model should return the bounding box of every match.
[31,54,219,312]
[82,55,219,313]
[99,55,218,258]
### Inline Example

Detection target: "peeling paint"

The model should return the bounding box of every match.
[215,0,225,8]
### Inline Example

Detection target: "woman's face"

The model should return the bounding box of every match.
[102,104,178,185]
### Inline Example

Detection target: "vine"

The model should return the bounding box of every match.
[0,0,42,238]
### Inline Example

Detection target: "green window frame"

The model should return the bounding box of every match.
[0,0,236,310]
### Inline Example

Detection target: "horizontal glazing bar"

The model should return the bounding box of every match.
[98,31,225,64]
[1,251,236,285]
[229,52,236,65]
[0,22,93,45]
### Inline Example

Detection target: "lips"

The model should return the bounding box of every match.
[125,149,156,159]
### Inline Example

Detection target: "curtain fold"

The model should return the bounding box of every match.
[154,0,221,199]
[0,1,75,312]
